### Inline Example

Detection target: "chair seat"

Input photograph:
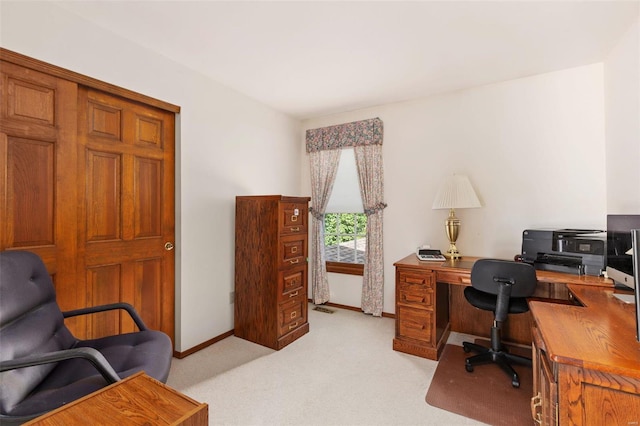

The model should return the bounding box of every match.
[5,330,172,418]
[464,286,529,314]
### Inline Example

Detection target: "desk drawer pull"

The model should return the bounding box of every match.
[406,322,425,330]
[290,311,297,319]
[405,277,426,285]
[289,322,299,330]
[404,295,425,303]
[289,291,299,298]
[290,227,300,232]
[289,259,299,264]
[530,392,542,424]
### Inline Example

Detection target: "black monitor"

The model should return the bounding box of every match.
[606,214,640,290]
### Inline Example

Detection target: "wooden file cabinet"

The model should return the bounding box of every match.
[234,195,310,350]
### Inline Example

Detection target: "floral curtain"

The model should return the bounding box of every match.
[308,149,341,304]
[354,144,386,316]
[306,118,386,313]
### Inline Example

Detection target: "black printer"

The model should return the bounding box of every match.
[521,229,605,276]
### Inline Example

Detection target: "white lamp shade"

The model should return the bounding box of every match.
[432,174,481,209]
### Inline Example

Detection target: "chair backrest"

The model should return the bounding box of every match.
[471,258,537,299]
[0,251,76,415]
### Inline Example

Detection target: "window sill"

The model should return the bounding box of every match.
[326,261,364,276]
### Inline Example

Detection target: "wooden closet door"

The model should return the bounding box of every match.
[0,62,83,330]
[77,88,175,343]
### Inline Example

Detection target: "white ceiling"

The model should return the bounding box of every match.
[54,1,639,120]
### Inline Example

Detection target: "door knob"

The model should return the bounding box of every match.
[164,242,174,251]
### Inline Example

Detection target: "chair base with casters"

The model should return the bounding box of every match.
[461,259,537,388]
[462,320,532,388]
[0,250,173,425]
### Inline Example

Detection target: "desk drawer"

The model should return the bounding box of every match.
[398,270,435,288]
[397,305,434,344]
[398,281,434,308]
[437,270,470,285]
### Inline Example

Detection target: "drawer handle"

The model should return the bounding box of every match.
[290,311,297,319]
[291,247,298,253]
[407,322,425,330]
[404,295,426,303]
[290,259,299,264]
[405,277,426,285]
[289,322,299,330]
[530,392,542,424]
[290,227,300,232]
[289,291,299,298]
[291,215,298,222]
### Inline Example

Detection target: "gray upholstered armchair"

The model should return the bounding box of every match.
[0,250,173,424]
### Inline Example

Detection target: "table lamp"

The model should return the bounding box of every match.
[432,174,481,259]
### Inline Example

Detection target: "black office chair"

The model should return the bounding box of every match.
[0,250,173,424]
[462,259,537,388]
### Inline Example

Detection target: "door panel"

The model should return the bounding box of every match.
[6,137,54,246]
[78,87,175,342]
[0,61,82,332]
[1,56,175,347]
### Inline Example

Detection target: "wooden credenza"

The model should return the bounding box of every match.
[25,372,207,425]
[530,285,640,425]
[234,195,310,350]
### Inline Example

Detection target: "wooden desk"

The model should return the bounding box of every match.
[25,372,208,426]
[530,285,640,425]
[392,254,613,360]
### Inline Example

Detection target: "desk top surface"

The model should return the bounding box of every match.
[394,254,614,287]
[530,286,640,378]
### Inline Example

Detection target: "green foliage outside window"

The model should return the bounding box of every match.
[324,213,367,263]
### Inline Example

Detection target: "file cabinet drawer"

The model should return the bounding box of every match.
[279,235,307,269]
[278,295,307,336]
[279,202,308,234]
[279,266,306,299]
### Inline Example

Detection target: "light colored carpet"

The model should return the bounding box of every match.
[167,304,486,426]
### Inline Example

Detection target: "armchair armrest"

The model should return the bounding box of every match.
[0,347,121,384]
[63,302,148,331]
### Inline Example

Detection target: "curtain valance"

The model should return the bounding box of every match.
[305,118,383,153]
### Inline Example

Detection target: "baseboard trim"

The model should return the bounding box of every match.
[174,301,395,358]
[173,329,234,359]
[308,299,395,319]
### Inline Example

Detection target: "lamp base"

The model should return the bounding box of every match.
[445,246,461,259]
[444,208,462,260]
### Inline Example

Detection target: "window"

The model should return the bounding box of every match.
[323,149,365,275]
[324,213,366,269]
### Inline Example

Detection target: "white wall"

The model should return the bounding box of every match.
[302,64,607,314]
[1,2,302,352]
[3,1,633,348]
[604,17,640,214]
